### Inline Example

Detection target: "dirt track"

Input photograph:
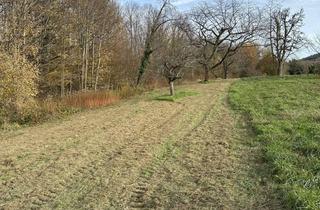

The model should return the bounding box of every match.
[0,81,281,209]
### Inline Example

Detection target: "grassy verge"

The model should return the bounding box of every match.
[229,76,320,210]
[154,91,198,102]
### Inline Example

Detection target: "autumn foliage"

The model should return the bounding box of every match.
[0,51,38,124]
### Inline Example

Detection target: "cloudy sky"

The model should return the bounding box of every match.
[118,0,320,58]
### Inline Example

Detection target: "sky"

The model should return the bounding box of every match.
[118,0,320,59]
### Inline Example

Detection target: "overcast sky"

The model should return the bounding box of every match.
[118,0,320,59]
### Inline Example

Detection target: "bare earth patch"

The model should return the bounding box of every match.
[0,81,281,209]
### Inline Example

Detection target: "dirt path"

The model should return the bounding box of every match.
[0,81,281,209]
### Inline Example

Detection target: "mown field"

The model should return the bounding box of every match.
[0,80,283,209]
[1,76,319,209]
[229,76,320,210]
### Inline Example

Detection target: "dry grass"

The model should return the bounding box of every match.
[61,86,142,109]
[0,86,144,127]
[0,81,281,209]
[61,86,143,109]
[140,82,282,209]
[61,91,120,109]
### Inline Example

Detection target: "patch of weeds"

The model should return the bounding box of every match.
[154,91,199,102]
[229,76,320,210]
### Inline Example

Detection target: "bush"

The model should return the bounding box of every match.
[0,51,39,125]
[288,60,304,75]
[308,64,320,75]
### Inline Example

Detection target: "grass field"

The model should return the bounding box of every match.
[229,76,320,210]
[0,81,283,209]
[1,77,319,209]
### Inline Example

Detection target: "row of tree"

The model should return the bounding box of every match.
[134,0,305,94]
[0,0,307,98]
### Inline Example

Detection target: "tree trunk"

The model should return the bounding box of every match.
[169,81,174,96]
[94,39,102,91]
[61,39,66,97]
[84,38,89,91]
[91,40,95,88]
[278,61,284,76]
[61,68,65,97]
[223,61,228,79]
[136,46,152,86]
[204,66,209,82]
[81,43,86,90]
[69,81,72,95]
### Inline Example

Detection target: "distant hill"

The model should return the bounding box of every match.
[301,53,320,61]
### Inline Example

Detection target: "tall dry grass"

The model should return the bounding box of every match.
[1,85,144,128]
[62,91,119,109]
[61,86,142,109]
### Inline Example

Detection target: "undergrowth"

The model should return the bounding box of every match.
[1,86,143,129]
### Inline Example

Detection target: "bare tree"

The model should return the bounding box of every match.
[187,0,261,82]
[261,0,281,74]
[123,2,145,56]
[268,8,305,76]
[136,0,173,86]
[158,22,192,95]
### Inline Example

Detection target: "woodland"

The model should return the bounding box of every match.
[0,0,309,125]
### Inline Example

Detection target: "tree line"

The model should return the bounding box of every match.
[0,0,308,124]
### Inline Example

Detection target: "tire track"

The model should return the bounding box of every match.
[1,101,182,209]
[127,88,226,209]
[20,103,186,209]
[0,82,231,209]
[47,105,188,209]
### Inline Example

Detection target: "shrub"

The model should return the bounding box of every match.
[308,64,320,75]
[288,60,304,75]
[0,51,39,125]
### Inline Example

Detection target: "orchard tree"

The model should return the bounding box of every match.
[187,0,261,82]
[159,22,192,95]
[267,8,305,76]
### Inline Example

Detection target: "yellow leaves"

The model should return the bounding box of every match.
[0,50,39,124]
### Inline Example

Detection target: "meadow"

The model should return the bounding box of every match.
[229,76,320,210]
